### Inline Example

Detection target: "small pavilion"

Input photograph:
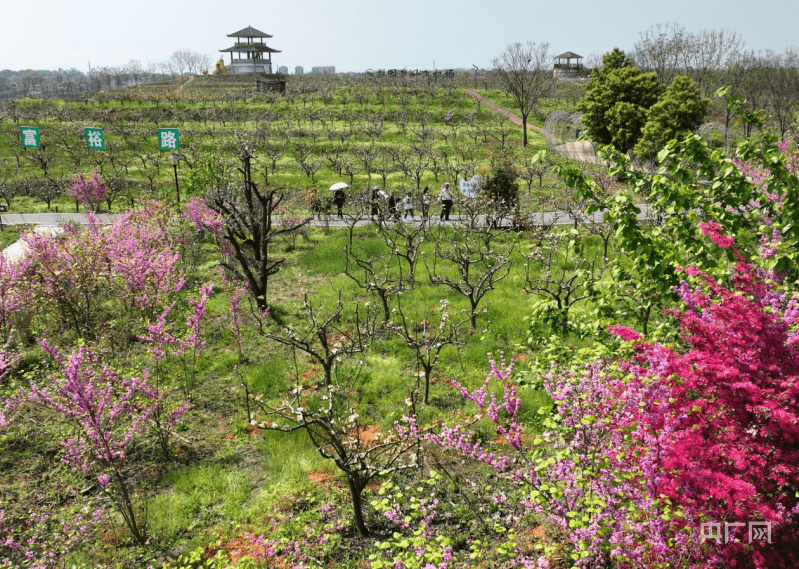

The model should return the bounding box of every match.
[220,25,281,74]
[553,51,583,77]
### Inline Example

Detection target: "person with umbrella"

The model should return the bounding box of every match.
[329,182,348,219]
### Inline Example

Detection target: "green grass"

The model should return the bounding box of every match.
[148,465,252,541]
[0,225,24,249]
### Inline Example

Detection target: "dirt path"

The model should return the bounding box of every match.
[465,90,601,164]
[465,89,549,138]
[177,75,195,93]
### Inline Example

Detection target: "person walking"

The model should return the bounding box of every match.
[388,191,399,222]
[439,182,454,221]
[421,186,432,219]
[370,186,380,218]
[402,191,415,219]
[333,188,346,218]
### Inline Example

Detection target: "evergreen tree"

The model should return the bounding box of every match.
[635,76,710,160]
[481,152,519,213]
[578,49,662,152]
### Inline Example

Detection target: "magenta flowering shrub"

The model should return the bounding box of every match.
[28,342,163,545]
[19,203,189,342]
[731,136,799,279]
[276,204,311,251]
[68,169,107,212]
[104,205,188,314]
[240,497,347,567]
[0,253,29,340]
[368,469,537,569]
[426,227,799,568]
[0,200,215,554]
[138,283,213,399]
[732,137,797,211]
[182,196,224,236]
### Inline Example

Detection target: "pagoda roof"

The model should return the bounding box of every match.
[228,26,272,39]
[554,51,583,60]
[220,45,281,54]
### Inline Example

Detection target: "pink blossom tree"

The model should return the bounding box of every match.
[28,342,161,545]
[68,169,107,212]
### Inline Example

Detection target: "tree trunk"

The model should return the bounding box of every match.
[642,304,652,337]
[379,292,391,324]
[423,366,432,405]
[346,475,369,537]
[521,111,529,147]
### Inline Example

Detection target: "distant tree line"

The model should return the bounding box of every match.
[0,50,212,101]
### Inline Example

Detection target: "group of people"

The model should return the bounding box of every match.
[369,183,455,221]
[319,183,457,221]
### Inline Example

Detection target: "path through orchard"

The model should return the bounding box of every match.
[465,90,601,164]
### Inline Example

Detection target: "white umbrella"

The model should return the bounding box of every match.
[329,182,349,191]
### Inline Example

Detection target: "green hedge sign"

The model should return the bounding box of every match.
[20,126,40,148]
[85,127,106,150]
[158,128,180,151]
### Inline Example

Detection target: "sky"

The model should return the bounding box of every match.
[2,0,797,73]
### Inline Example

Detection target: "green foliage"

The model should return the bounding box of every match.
[161,546,231,569]
[369,470,527,568]
[578,50,662,152]
[184,156,234,199]
[635,76,710,160]
[480,151,519,212]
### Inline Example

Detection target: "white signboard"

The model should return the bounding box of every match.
[459,175,481,198]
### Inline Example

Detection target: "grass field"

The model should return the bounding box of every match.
[0,74,575,217]
[0,75,642,568]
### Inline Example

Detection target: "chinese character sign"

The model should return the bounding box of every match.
[20,126,40,149]
[158,128,180,152]
[85,127,106,150]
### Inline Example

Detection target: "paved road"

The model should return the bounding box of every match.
[1,208,660,262]
[464,90,602,164]
[0,213,118,227]
[0,207,656,229]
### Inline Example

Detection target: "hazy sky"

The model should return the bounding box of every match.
[3,0,797,73]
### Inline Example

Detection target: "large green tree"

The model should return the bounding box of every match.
[635,76,710,160]
[578,49,662,153]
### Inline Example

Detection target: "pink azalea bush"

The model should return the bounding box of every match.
[426,226,799,568]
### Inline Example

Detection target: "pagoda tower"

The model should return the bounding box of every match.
[220,25,281,74]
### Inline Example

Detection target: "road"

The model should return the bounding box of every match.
[0,213,118,227]
[0,207,656,230]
